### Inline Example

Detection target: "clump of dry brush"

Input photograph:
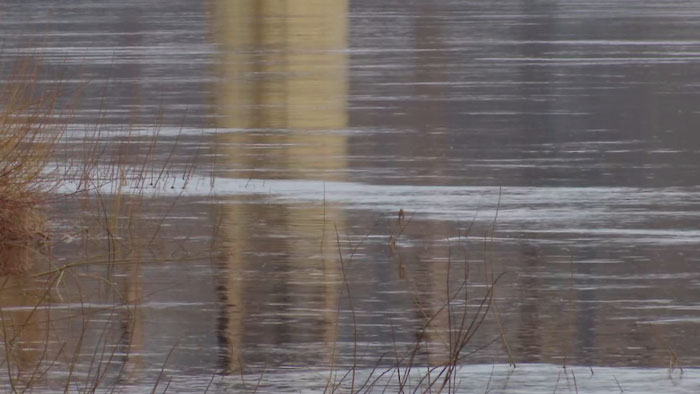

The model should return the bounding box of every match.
[0,58,65,274]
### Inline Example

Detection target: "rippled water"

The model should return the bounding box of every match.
[3,0,700,392]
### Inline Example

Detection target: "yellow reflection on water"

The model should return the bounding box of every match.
[209,0,348,372]
[211,0,348,180]
[212,0,348,130]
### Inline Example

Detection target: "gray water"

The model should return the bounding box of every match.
[2,0,700,392]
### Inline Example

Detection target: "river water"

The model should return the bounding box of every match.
[2,0,700,392]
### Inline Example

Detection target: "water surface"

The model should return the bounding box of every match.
[2,0,700,392]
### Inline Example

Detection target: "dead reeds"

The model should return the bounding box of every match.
[320,211,510,394]
[0,56,66,274]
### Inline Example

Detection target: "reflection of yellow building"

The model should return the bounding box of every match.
[209,0,348,372]
[212,0,348,179]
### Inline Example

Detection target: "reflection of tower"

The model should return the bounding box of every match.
[209,0,348,372]
[213,0,348,180]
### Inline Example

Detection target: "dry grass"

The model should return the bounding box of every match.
[0,57,66,274]
[0,57,191,390]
